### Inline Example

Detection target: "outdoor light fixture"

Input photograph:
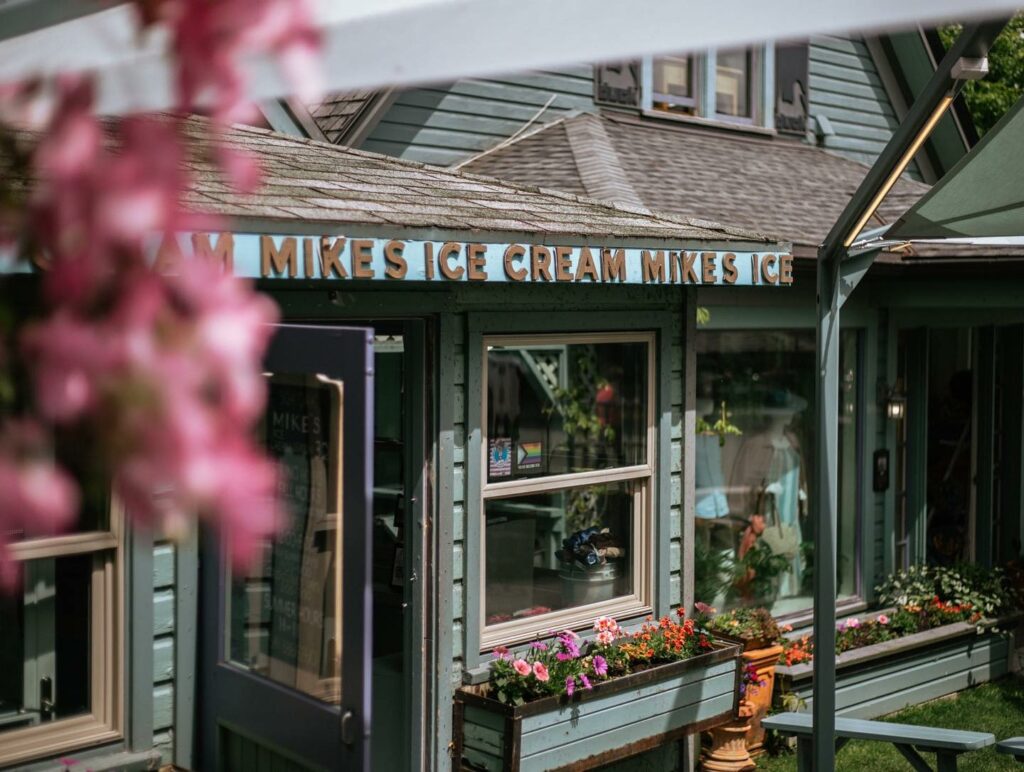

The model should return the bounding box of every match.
[886,392,907,420]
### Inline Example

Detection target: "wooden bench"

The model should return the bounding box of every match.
[762,711,995,771]
[998,737,1024,763]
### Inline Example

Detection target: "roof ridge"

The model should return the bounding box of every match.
[564,113,648,209]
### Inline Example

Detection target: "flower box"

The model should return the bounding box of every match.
[453,640,742,771]
[775,619,1015,719]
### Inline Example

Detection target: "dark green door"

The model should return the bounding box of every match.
[199,325,374,771]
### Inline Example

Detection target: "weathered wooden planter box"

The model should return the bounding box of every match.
[776,620,1016,719]
[453,641,742,771]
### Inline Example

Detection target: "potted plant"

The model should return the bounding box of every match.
[453,612,743,771]
[700,606,785,761]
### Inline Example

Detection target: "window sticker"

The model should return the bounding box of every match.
[489,438,513,477]
[517,441,542,472]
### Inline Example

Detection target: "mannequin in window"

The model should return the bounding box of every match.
[728,389,808,599]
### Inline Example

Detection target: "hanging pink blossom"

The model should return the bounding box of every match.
[0,0,322,581]
[0,420,78,588]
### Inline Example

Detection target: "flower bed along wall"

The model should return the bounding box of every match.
[454,640,742,771]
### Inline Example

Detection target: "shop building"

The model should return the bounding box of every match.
[1,118,796,771]
[4,29,1024,772]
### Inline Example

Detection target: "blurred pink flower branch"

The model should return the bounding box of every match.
[0,0,321,586]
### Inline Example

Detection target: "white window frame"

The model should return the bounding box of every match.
[0,503,123,768]
[478,331,656,650]
[641,43,775,131]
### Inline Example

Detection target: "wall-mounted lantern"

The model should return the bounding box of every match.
[885,392,907,420]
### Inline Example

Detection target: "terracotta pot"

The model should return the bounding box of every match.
[740,643,783,758]
[701,700,755,771]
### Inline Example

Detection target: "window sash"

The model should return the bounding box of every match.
[479,331,656,649]
[479,477,652,650]
[0,504,122,767]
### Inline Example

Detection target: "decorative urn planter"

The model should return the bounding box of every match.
[700,639,782,769]
[739,642,784,757]
[453,640,742,771]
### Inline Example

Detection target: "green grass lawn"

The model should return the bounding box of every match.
[753,677,1024,771]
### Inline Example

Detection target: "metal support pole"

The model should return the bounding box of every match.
[813,250,841,772]
[807,21,1008,771]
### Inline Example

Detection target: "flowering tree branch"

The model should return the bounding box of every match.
[0,0,321,586]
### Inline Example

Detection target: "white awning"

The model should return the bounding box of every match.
[0,0,1020,115]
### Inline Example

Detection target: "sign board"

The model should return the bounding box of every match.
[160,232,796,287]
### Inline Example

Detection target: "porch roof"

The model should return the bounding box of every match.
[176,117,778,247]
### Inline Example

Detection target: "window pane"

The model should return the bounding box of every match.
[694,330,859,616]
[484,480,637,625]
[228,374,342,704]
[652,55,695,113]
[0,555,92,734]
[486,339,648,483]
[716,48,752,117]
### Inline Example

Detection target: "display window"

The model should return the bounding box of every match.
[479,333,655,648]
[694,329,861,617]
[0,462,121,768]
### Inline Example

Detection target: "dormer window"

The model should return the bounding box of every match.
[637,45,773,130]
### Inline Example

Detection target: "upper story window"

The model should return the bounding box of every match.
[638,45,772,129]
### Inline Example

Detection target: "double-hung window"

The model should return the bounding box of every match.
[0,470,122,768]
[479,333,654,649]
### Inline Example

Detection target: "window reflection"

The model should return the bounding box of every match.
[695,330,859,616]
[716,48,753,118]
[486,340,647,483]
[485,481,635,625]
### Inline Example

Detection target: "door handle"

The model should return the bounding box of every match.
[341,709,357,746]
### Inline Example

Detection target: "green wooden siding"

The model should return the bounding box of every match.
[153,540,176,764]
[361,67,595,165]
[808,35,922,179]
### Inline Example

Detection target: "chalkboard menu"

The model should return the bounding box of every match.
[229,374,343,703]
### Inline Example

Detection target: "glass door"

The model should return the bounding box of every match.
[199,325,374,771]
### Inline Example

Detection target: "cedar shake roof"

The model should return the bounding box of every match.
[177,117,776,244]
[308,91,380,145]
[463,112,933,250]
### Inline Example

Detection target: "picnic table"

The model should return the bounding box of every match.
[998,737,1024,763]
[763,711,995,771]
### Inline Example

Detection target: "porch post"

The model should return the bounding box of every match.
[812,248,841,771]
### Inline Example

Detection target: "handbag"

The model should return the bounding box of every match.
[758,484,800,559]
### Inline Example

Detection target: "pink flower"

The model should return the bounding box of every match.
[846,618,861,629]
[493,646,510,661]
[580,674,592,690]
[533,662,549,682]
[0,420,79,589]
[877,614,890,625]
[512,659,531,677]
[530,641,548,651]
[592,655,608,676]
[596,630,615,646]
[565,676,575,697]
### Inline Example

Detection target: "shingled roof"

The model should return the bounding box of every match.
[176,117,776,245]
[462,112,932,251]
